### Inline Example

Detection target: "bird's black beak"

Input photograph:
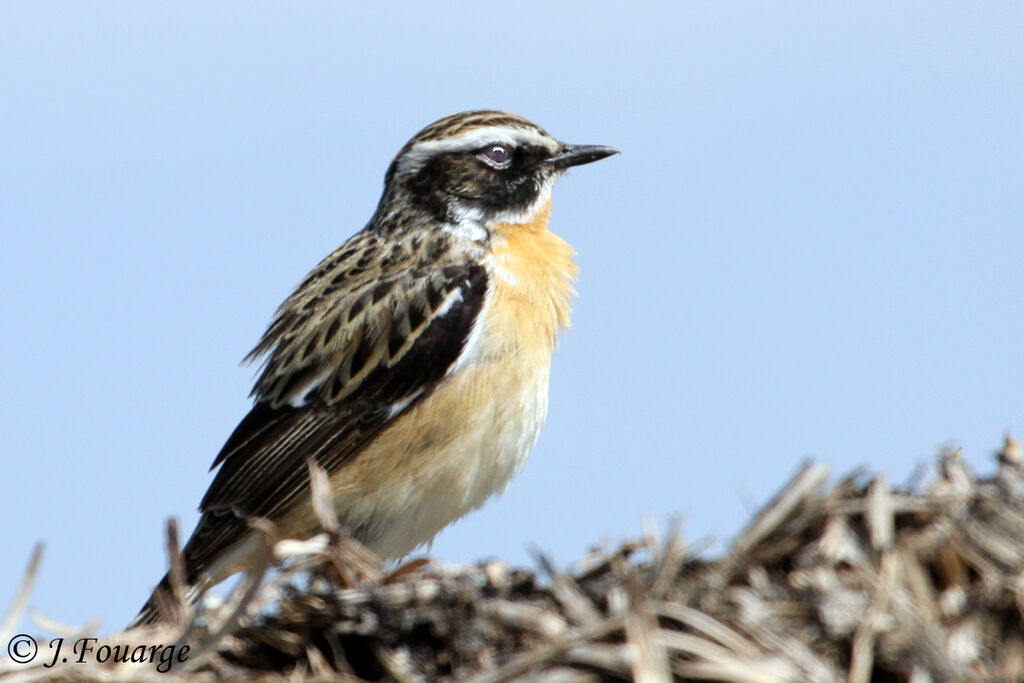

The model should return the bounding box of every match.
[546,144,619,170]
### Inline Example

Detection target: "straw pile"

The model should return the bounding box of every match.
[4,437,1024,682]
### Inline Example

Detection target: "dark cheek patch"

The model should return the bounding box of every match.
[408,150,544,221]
[478,174,537,213]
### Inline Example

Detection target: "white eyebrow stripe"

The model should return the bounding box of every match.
[397,126,557,175]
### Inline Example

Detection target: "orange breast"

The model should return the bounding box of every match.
[487,198,578,355]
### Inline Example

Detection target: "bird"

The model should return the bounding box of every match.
[132,110,617,625]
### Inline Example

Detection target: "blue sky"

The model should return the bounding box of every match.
[2,3,1022,633]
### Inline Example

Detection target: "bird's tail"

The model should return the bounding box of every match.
[129,513,263,628]
[129,571,191,628]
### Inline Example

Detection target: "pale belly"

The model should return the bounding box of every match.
[265,337,554,561]
[354,351,552,557]
[213,350,552,581]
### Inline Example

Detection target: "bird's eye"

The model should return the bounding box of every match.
[479,144,513,168]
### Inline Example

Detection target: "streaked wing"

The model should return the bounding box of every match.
[185,232,488,575]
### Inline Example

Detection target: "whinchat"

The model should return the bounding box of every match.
[134,110,617,624]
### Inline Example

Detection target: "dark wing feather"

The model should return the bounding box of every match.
[180,240,487,579]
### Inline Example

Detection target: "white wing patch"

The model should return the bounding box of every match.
[287,367,335,408]
[444,277,490,380]
[387,391,422,419]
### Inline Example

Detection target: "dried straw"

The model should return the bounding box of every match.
[5,438,1024,682]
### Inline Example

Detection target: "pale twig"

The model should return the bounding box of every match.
[531,549,602,626]
[0,543,43,646]
[467,616,626,683]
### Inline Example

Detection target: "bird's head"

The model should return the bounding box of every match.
[377,110,617,239]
